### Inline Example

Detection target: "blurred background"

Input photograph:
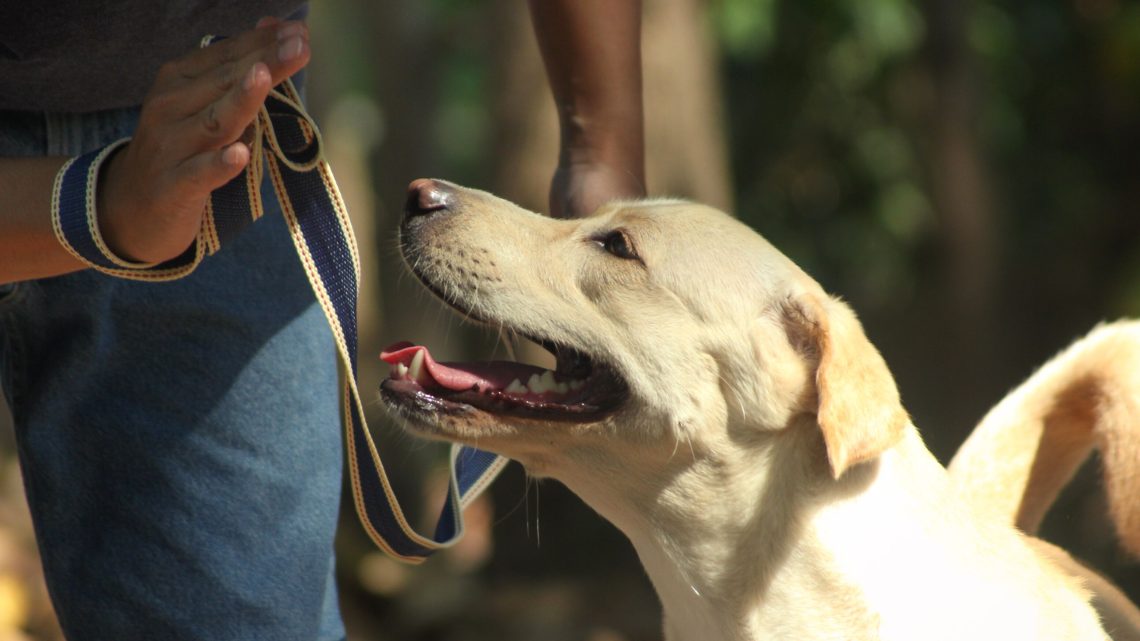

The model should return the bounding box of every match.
[2,0,1139,639]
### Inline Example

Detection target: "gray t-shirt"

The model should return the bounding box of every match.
[0,1,305,113]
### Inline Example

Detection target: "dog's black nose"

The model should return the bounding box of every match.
[404,178,454,219]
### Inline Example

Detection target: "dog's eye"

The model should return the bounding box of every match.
[600,230,639,260]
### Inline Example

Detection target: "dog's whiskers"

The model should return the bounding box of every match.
[500,326,519,363]
[666,432,698,468]
[533,476,541,548]
[517,473,543,548]
[713,370,748,424]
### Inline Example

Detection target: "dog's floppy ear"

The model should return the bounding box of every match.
[783,294,908,478]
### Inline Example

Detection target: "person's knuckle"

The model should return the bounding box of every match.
[200,83,244,137]
[201,103,225,136]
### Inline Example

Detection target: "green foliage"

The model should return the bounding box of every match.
[435,54,490,177]
[716,0,929,306]
[713,0,779,58]
[716,0,1138,315]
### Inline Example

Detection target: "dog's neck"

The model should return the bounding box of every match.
[555,420,962,641]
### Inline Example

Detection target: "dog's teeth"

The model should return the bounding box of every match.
[524,371,569,395]
[506,378,527,394]
[540,371,556,389]
[526,373,545,393]
[395,363,408,379]
[408,350,425,383]
[527,372,561,394]
[569,379,585,391]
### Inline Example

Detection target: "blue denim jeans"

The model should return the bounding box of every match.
[0,108,345,640]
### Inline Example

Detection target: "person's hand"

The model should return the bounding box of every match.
[549,158,646,219]
[96,17,310,263]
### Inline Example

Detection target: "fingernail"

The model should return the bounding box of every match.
[222,143,247,167]
[242,64,265,92]
[277,22,306,40]
[277,36,304,62]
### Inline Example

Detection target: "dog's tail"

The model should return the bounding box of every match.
[948,319,1140,558]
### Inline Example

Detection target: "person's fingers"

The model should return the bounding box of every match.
[171,19,279,79]
[155,20,309,117]
[172,142,252,199]
[189,62,273,150]
[139,20,308,163]
[134,59,268,167]
[196,20,309,88]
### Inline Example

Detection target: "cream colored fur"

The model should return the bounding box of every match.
[388,183,1137,641]
[950,321,1140,639]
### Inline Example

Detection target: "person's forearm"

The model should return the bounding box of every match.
[529,0,645,182]
[0,156,88,284]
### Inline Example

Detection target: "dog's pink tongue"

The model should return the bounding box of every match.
[381,342,547,391]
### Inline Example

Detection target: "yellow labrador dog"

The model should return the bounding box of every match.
[380,179,1140,641]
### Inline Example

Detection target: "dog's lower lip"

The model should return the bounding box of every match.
[380,380,470,416]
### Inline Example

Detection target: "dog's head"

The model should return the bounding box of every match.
[381,179,907,481]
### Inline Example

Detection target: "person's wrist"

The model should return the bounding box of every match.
[559,116,642,169]
[558,138,644,194]
[51,138,172,274]
[549,156,646,219]
[95,145,148,263]
[94,144,182,266]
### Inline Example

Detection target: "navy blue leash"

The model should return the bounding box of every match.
[51,40,506,563]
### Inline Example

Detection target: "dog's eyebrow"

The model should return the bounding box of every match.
[606,209,661,233]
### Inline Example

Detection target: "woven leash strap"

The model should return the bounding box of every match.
[50,37,508,563]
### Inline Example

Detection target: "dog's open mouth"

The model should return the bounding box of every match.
[379,339,628,421]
